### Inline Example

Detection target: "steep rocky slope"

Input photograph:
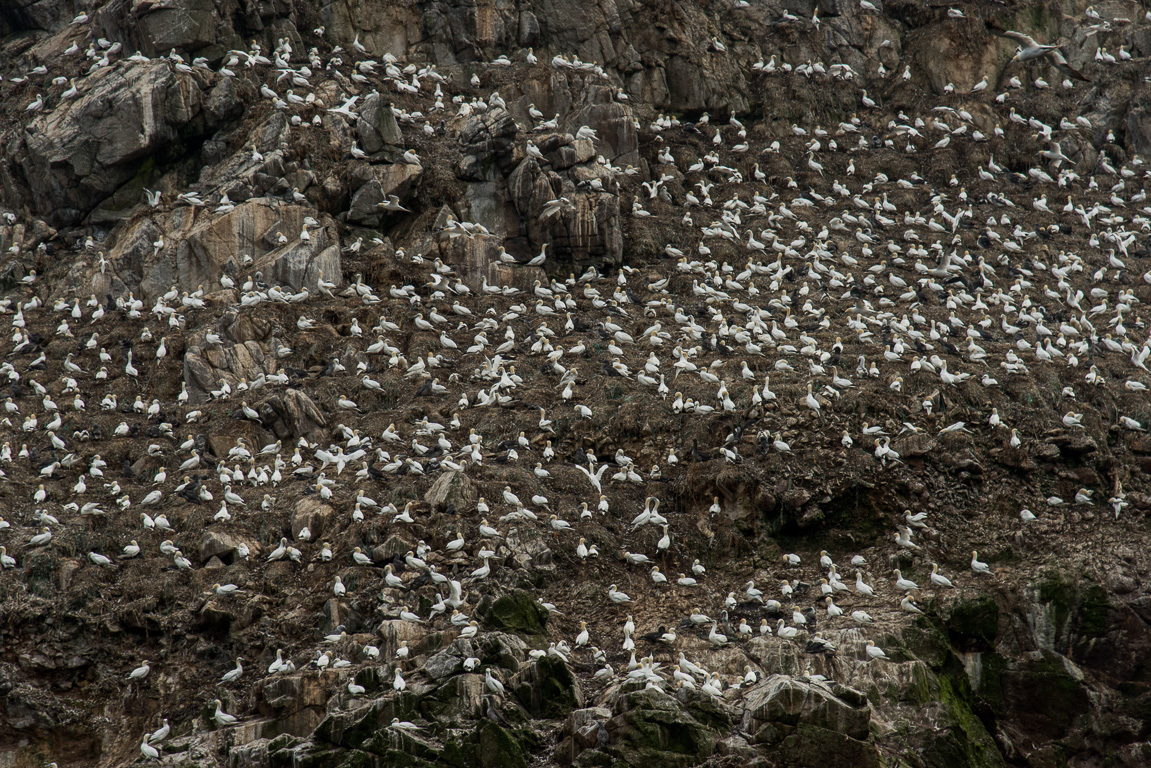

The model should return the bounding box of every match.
[2,0,1151,767]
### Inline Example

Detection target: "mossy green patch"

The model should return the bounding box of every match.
[609,688,716,766]
[946,595,999,649]
[336,751,376,768]
[932,674,1007,768]
[1078,584,1110,637]
[439,736,472,768]
[901,615,953,668]
[976,652,1007,715]
[484,590,550,636]
[476,721,529,768]
[1036,572,1076,632]
[904,661,935,705]
[512,655,582,719]
[1017,654,1088,727]
[1034,571,1113,646]
[779,724,881,768]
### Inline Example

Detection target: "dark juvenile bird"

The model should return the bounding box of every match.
[485,696,509,726]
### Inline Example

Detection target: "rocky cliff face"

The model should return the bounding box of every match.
[2,0,1151,767]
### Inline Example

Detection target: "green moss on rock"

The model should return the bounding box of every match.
[1078,584,1110,637]
[1002,652,1088,740]
[1036,573,1076,633]
[900,616,952,668]
[439,736,472,768]
[609,688,716,766]
[1033,572,1114,653]
[975,652,1007,715]
[903,661,935,705]
[779,724,881,768]
[945,596,999,649]
[933,675,1006,768]
[515,655,582,718]
[571,748,616,768]
[336,751,376,768]
[484,590,549,636]
[477,721,529,768]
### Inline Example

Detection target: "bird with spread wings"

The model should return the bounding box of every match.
[998,30,1089,81]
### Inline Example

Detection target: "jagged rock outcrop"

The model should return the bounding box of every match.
[16,60,206,226]
[741,675,871,744]
[137,200,341,299]
[424,470,476,514]
[347,162,422,227]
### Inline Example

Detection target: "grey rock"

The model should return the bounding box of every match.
[542,137,595,171]
[205,76,244,125]
[430,229,539,293]
[198,531,242,563]
[292,497,335,541]
[134,0,219,55]
[347,163,423,226]
[356,94,404,154]
[257,389,329,440]
[134,200,341,300]
[424,470,476,514]
[183,339,276,404]
[741,674,870,742]
[518,11,540,46]
[607,686,717,763]
[4,0,71,31]
[425,643,470,680]
[18,61,203,227]
[314,699,388,748]
[1129,106,1151,157]
[506,156,622,275]
[566,90,639,162]
[456,108,519,181]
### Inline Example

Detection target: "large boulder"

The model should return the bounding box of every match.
[3,0,74,31]
[139,200,341,300]
[741,675,871,743]
[455,108,520,181]
[133,0,220,55]
[314,699,390,748]
[506,153,622,275]
[566,88,639,162]
[183,339,276,404]
[292,498,336,541]
[910,24,1006,94]
[257,389,329,440]
[514,656,583,718]
[424,470,476,514]
[253,672,331,737]
[607,687,717,767]
[427,227,543,293]
[198,531,251,564]
[483,590,550,636]
[777,724,882,768]
[356,93,404,154]
[17,61,204,226]
[347,163,423,226]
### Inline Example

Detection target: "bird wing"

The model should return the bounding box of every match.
[999,30,1040,46]
[1050,49,1090,81]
